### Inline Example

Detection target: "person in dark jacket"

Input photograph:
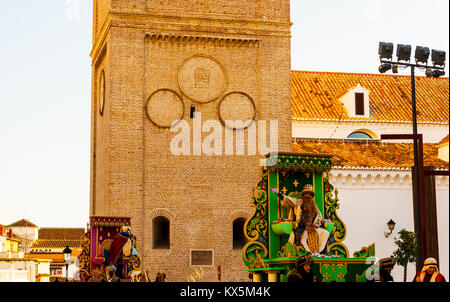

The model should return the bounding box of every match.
[288,255,315,283]
[379,257,395,282]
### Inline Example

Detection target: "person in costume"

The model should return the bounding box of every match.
[103,224,137,279]
[155,272,162,282]
[288,255,315,283]
[378,257,395,282]
[413,258,446,282]
[103,264,120,282]
[271,184,330,254]
[104,225,133,264]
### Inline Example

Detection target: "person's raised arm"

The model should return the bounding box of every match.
[270,187,284,200]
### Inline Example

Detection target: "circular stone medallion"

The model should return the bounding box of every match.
[146,89,185,128]
[99,70,105,116]
[178,55,226,103]
[219,92,256,129]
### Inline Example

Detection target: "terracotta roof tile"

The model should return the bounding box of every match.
[24,251,82,263]
[439,134,449,145]
[38,228,85,240]
[30,228,85,251]
[293,139,449,170]
[7,219,38,228]
[291,71,449,124]
[31,239,81,250]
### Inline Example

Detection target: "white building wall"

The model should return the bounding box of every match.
[436,189,449,280]
[0,237,6,253]
[10,227,38,242]
[293,120,448,143]
[329,171,449,282]
[439,143,449,162]
[0,260,36,282]
[61,256,80,281]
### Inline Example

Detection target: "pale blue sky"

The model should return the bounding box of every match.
[1,1,448,227]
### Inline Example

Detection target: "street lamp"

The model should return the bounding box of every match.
[384,219,396,238]
[377,41,446,270]
[63,246,72,282]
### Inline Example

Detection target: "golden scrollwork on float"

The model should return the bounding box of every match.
[323,176,349,257]
[78,229,91,280]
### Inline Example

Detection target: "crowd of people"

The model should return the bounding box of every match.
[287,255,446,283]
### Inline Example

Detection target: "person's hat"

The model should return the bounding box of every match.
[106,264,117,274]
[379,257,396,268]
[422,258,439,272]
[121,225,131,233]
[301,184,315,197]
[295,255,314,268]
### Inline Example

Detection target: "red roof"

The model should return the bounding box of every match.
[30,228,85,251]
[7,219,38,228]
[439,134,449,145]
[38,228,85,240]
[293,139,449,170]
[31,239,82,250]
[291,71,449,124]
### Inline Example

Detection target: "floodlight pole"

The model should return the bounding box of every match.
[380,132,424,274]
[379,59,446,272]
[380,60,424,269]
[410,65,424,271]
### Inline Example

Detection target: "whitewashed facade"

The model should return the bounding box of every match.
[293,118,449,281]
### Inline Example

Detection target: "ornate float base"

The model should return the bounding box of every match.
[242,153,376,282]
[247,257,375,282]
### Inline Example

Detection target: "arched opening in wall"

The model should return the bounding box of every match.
[347,129,377,139]
[233,218,247,250]
[152,216,170,249]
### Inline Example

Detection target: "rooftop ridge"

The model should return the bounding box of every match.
[292,139,449,171]
[291,69,450,80]
[292,137,443,145]
[7,219,38,228]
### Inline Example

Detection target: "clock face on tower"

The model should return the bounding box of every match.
[99,70,105,116]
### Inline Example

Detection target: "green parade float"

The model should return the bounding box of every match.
[242,152,376,282]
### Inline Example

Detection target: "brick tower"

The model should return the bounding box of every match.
[90,0,292,281]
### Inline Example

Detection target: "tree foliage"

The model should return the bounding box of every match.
[392,229,417,267]
[391,229,417,281]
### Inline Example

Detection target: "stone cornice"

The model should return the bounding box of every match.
[145,33,260,48]
[91,12,291,60]
[108,9,292,29]
[91,14,112,62]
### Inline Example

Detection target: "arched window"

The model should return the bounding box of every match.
[347,129,376,139]
[348,131,372,139]
[233,218,247,250]
[152,216,170,249]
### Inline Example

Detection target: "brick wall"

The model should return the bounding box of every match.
[90,0,291,282]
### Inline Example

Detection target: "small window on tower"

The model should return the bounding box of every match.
[355,93,365,116]
[233,218,247,250]
[190,105,196,119]
[152,216,170,249]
